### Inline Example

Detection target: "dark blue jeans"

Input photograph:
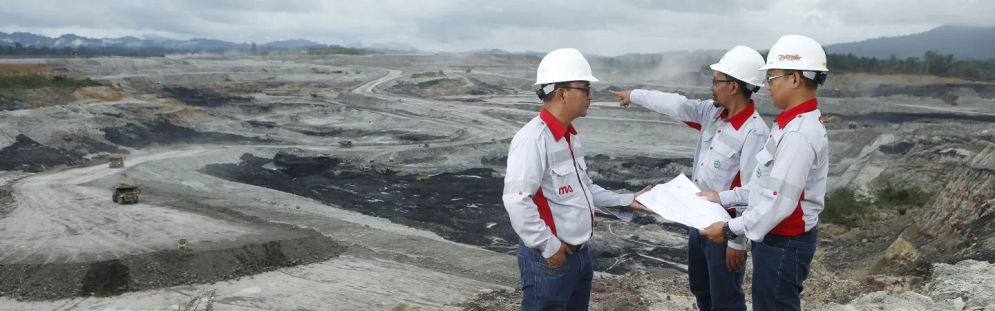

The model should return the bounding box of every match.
[751,229,818,311]
[688,228,746,311]
[518,240,593,311]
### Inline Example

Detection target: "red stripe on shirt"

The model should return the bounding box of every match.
[726,172,741,214]
[684,121,702,131]
[533,188,557,236]
[770,191,806,236]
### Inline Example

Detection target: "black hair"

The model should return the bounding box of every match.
[537,82,573,101]
[733,79,756,99]
[784,70,827,89]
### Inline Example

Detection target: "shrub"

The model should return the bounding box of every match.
[822,187,872,228]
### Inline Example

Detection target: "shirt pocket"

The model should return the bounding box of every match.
[707,141,739,182]
[550,161,580,202]
[754,149,774,180]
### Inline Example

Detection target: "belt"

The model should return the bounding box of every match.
[566,243,586,253]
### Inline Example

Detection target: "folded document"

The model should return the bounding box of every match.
[635,173,731,229]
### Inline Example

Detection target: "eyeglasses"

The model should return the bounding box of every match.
[766,73,792,83]
[559,86,591,95]
[712,78,734,86]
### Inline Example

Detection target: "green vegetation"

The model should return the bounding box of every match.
[873,181,933,212]
[822,182,934,228]
[823,187,872,228]
[0,74,101,89]
[827,51,995,81]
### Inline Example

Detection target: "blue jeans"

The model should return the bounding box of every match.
[518,240,593,311]
[688,228,746,311]
[751,229,818,311]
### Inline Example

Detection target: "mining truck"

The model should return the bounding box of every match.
[112,184,141,204]
[108,156,124,168]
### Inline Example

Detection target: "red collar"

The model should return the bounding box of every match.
[539,108,577,142]
[718,100,756,130]
[775,98,819,129]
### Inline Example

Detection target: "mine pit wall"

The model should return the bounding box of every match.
[917,144,995,262]
[0,230,343,301]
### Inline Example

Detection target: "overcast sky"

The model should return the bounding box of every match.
[1,0,992,56]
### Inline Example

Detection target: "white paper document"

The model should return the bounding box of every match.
[635,173,732,229]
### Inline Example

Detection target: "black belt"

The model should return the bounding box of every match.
[566,243,586,253]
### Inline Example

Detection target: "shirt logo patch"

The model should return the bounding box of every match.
[558,185,574,195]
[757,167,762,178]
[713,160,721,169]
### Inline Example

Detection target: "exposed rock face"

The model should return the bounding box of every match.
[815,260,995,311]
[918,143,995,261]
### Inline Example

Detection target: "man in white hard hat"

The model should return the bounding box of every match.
[610,45,769,311]
[503,48,652,310]
[698,35,830,311]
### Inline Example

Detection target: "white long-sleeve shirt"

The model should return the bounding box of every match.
[503,108,635,258]
[630,90,769,250]
[720,98,829,241]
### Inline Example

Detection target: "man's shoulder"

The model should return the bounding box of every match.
[511,116,549,144]
[779,110,827,149]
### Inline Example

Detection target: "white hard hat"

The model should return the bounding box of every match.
[535,48,599,85]
[760,35,829,72]
[709,45,766,89]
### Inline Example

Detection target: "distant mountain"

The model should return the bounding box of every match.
[826,25,995,59]
[0,32,415,54]
[261,39,323,49]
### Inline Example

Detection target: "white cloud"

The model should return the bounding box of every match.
[0,0,989,55]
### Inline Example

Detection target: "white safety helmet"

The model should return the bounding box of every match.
[709,45,766,91]
[760,35,829,82]
[535,48,598,98]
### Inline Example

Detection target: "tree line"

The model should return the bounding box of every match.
[826,51,995,81]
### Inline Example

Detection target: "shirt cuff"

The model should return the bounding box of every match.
[541,238,562,259]
[728,217,746,237]
[630,89,648,107]
[719,190,740,207]
[600,193,635,222]
[728,236,747,250]
[619,193,635,207]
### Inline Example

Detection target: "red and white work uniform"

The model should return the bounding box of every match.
[503,108,635,258]
[720,98,829,240]
[630,90,770,250]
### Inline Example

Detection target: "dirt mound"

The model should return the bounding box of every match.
[204,153,693,277]
[72,86,125,102]
[160,86,251,107]
[388,76,510,98]
[0,229,343,300]
[0,134,82,172]
[273,152,343,177]
[103,119,271,148]
[204,153,519,252]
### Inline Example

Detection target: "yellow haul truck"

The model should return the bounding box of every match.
[112,184,141,204]
[108,156,124,168]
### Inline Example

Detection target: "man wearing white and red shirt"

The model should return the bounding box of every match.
[700,35,831,311]
[611,46,769,311]
[503,48,651,311]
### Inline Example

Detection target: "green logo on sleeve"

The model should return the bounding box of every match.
[757,167,762,178]
[713,160,721,169]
